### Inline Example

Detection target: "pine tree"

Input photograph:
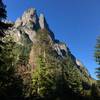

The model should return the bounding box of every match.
[94,36,100,79]
[32,55,55,98]
[0,0,7,20]
[32,29,60,99]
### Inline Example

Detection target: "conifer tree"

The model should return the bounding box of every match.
[0,35,23,98]
[94,36,100,81]
[0,0,7,20]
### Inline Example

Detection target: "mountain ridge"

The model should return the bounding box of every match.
[6,8,92,78]
[0,7,97,99]
[4,7,94,83]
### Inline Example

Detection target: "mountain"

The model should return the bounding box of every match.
[0,8,99,100]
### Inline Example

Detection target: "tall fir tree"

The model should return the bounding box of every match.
[0,0,7,20]
[94,36,100,80]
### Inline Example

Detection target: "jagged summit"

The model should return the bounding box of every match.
[14,8,49,30]
[6,8,55,43]
[14,8,38,28]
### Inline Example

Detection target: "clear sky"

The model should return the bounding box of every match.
[4,0,100,79]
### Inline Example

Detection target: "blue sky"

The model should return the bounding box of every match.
[4,0,100,79]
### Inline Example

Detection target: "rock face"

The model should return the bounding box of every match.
[53,42,68,57]
[7,8,52,44]
[14,8,49,30]
[39,13,48,29]
[14,8,38,29]
[76,59,90,78]
[3,8,93,89]
[21,8,37,25]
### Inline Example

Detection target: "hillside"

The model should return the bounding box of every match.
[0,8,99,100]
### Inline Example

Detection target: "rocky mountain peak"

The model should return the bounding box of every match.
[39,13,48,29]
[14,8,39,29]
[14,8,49,30]
[22,8,37,24]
